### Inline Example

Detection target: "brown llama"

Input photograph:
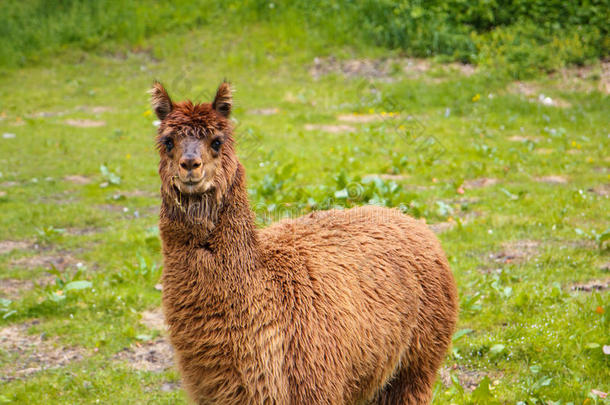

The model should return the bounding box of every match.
[152,81,458,405]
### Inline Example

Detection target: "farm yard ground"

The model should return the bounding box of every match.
[0,21,609,405]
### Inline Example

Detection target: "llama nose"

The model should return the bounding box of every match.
[179,156,202,171]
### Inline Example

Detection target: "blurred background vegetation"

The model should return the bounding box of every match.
[1,0,608,77]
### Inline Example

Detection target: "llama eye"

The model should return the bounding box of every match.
[164,138,174,152]
[210,139,222,152]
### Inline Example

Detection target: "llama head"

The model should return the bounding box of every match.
[151,81,238,208]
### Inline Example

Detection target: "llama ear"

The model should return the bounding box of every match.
[212,82,232,117]
[149,81,173,121]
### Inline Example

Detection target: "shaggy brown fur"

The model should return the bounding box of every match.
[153,81,458,405]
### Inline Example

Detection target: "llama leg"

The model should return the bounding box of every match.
[373,361,436,405]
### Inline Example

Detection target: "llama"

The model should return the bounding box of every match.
[152,81,458,405]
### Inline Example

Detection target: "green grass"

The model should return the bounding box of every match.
[1,0,608,77]
[0,17,609,404]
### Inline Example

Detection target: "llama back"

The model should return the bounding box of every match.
[257,205,458,403]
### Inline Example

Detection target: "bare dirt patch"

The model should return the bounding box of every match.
[429,221,457,234]
[508,135,541,143]
[362,174,409,182]
[440,365,492,391]
[141,308,167,332]
[79,106,113,114]
[0,320,84,381]
[491,240,541,264]
[535,175,568,184]
[588,184,610,197]
[509,82,571,107]
[309,57,398,80]
[571,278,610,293]
[600,60,610,94]
[64,227,101,236]
[114,189,159,199]
[96,204,128,213]
[428,211,481,234]
[0,278,44,300]
[309,56,475,81]
[463,178,498,190]
[337,113,401,123]
[63,175,92,185]
[304,123,356,133]
[509,81,539,97]
[247,108,279,116]
[160,381,181,392]
[115,338,174,372]
[11,253,78,271]
[64,119,106,128]
[535,148,554,155]
[0,241,30,255]
[28,110,69,119]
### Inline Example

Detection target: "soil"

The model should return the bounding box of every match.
[508,135,541,142]
[0,321,84,381]
[0,278,55,300]
[429,221,457,234]
[309,56,475,81]
[600,60,610,94]
[80,106,113,114]
[141,308,167,332]
[362,174,409,182]
[588,184,609,197]
[64,227,101,236]
[440,365,494,391]
[304,123,356,133]
[0,241,30,255]
[534,175,568,184]
[63,175,92,185]
[115,338,174,372]
[247,108,279,116]
[337,113,399,123]
[64,119,106,128]
[463,178,498,190]
[570,278,610,293]
[11,253,79,271]
[491,240,541,264]
[509,82,571,107]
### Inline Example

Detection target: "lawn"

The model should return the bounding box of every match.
[0,16,609,405]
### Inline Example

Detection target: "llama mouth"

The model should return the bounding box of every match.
[181,179,203,187]
[172,177,214,196]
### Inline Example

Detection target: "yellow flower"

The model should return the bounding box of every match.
[126,153,131,159]
[472,94,480,102]
[143,110,152,117]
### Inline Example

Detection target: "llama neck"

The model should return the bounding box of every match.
[159,163,258,281]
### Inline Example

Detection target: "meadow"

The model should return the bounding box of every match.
[0,2,609,404]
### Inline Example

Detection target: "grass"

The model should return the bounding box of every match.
[0,17,609,404]
[1,0,608,76]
